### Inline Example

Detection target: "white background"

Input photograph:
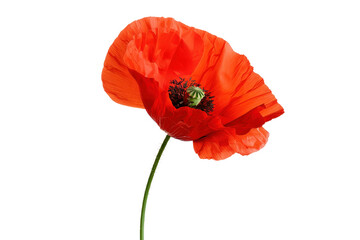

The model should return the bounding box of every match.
[1,0,359,239]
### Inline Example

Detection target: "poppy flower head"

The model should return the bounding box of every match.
[102,17,284,160]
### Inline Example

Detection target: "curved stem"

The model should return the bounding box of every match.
[140,135,171,240]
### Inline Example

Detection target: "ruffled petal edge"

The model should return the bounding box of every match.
[193,127,269,160]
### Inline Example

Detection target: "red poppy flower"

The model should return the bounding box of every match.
[102,17,284,160]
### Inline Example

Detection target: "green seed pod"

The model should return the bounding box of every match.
[187,86,205,107]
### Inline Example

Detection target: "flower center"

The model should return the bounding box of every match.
[168,77,214,113]
[187,86,205,107]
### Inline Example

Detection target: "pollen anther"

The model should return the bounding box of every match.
[168,77,214,114]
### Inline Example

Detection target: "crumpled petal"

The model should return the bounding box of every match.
[123,27,203,81]
[191,40,253,116]
[219,71,284,124]
[102,17,203,108]
[102,43,143,108]
[193,128,238,160]
[188,31,284,125]
[193,127,269,160]
[231,127,269,156]
[224,106,265,135]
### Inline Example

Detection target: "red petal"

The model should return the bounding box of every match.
[225,106,265,135]
[220,72,284,124]
[187,29,284,124]
[123,18,203,89]
[191,41,254,115]
[102,17,203,108]
[193,127,269,160]
[102,46,144,108]
[231,127,269,156]
[193,128,237,160]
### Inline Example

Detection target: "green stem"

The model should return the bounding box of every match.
[140,135,171,240]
